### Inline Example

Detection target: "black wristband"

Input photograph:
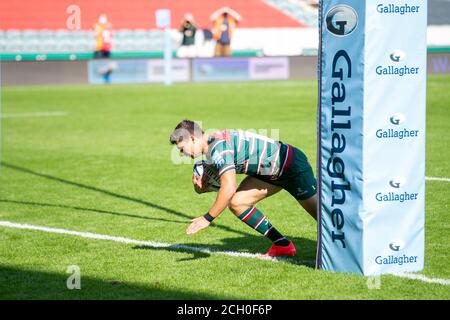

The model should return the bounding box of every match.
[203,213,215,222]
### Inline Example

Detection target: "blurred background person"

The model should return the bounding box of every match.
[94,14,113,58]
[210,7,242,57]
[95,61,118,84]
[177,13,197,58]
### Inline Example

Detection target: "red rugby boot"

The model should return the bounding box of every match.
[264,241,296,257]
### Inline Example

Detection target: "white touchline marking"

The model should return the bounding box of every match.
[0,112,67,119]
[0,220,449,286]
[0,220,312,266]
[426,176,450,182]
[394,272,450,285]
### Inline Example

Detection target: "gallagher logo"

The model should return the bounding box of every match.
[326,5,358,36]
[389,113,405,125]
[389,176,405,189]
[375,239,418,266]
[376,177,418,203]
[376,51,419,76]
[389,240,404,252]
[390,50,406,63]
[376,114,419,140]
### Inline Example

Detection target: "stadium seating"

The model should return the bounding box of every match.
[263,0,318,27]
[0,0,448,56]
[0,0,312,55]
[0,0,306,29]
[0,29,177,54]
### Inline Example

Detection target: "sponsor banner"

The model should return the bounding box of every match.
[428,53,450,74]
[88,59,190,84]
[249,57,289,80]
[363,0,426,275]
[193,57,289,82]
[193,58,249,82]
[317,0,426,275]
[148,59,190,83]
[88,59,148,84]
[317,0,366,274]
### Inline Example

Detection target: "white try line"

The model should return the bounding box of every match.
[394,272,450,285]
[0,220,448,286]
[426,176,450,182]
[0,220,312,266]
[0,112,67,119]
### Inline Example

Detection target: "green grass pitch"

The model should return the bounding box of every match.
[0,76,449,299]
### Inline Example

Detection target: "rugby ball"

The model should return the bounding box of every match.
[193,160,221,192]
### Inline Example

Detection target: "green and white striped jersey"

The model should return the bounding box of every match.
[205,130,289,178]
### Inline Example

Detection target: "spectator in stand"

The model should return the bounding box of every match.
[94,14,112,58]
[210,7,242,57]
[178,13,197,58]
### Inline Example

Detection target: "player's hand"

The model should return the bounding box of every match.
[186,216,210,235]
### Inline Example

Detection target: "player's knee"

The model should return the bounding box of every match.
[228,194,249,214]
[228,196,240,214]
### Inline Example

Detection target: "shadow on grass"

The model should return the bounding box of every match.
[134,234,317,268]
[0,199,187,225]
[1,161,317,268]
[0,161,249,236]
[0,265,233,300]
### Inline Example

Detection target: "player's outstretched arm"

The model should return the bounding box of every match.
[186,169,236,235]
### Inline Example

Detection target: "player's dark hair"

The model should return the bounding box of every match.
[169,119,204,144]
